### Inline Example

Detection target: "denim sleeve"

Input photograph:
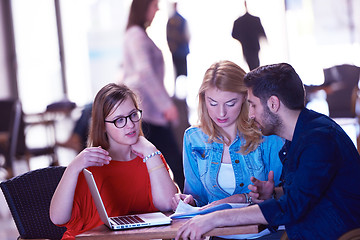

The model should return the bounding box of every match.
[259,133,339,226]
[260,135,284,186]
[183,129,209,206]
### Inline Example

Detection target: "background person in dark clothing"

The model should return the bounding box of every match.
[166,2,190,81]
[232,0,267,70]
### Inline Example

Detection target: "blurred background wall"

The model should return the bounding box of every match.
[0,0,359,122]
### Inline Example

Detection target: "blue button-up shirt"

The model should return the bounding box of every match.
[183,126,284,207]
[259,108,360,239]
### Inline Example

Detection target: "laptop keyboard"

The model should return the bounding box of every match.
[112,215,145,225]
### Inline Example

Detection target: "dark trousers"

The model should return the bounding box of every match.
[242,47,260,71]
[73,103,92,149]
[142,122,185,191]
[172,55,188,78]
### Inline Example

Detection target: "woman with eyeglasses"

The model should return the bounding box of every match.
[50,83,178,239]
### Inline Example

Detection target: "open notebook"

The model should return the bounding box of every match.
[170,200,249,219]
[83,168,171,230]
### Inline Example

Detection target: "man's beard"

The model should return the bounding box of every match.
[258,105,282,136]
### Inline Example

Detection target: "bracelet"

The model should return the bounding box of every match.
[148,163,165,173]
[243,192,253,204]
[143,150,161,163]
[249,196,253,205]
[243,193,249,203]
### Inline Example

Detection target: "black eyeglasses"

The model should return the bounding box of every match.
[105,109,142,128]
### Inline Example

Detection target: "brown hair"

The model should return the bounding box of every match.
[198,60,263,154]
[87,83,142,150]
[244,63,305,110]
[126,0,154,30]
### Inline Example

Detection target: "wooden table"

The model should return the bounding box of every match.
[76,217,266,240]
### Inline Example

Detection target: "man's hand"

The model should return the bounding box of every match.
[175,213,217,240]
[175,205,268,240]
[248,171,275,203]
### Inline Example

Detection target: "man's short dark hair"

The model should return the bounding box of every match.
[244,63,305,110]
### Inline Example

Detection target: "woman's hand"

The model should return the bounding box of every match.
[68,146,111,173]
[200,194,245,210]
[131,136,177,211]
[50,146,111,225]
[171,193,196,211]
[130,135,157,158]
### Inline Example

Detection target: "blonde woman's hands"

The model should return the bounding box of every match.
[199,194,245,211]
[68,146,111,173]
[199,198,227,211]
[171,193,196,211]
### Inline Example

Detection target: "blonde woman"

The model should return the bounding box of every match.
[172,61,284,239]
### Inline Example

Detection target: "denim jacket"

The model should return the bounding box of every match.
[183,126,284,206]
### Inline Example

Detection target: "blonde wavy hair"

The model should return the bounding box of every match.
[198,60,263,154]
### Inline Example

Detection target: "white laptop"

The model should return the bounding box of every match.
[83,168,171,230]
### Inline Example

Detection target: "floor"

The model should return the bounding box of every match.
[0,184,19,240]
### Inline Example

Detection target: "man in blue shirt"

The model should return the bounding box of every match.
[175,63,360,240]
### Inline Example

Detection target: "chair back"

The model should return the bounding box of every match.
[0,166,67,239]
[0,100,26,169]
[8,100,22,167]
[324,64,360,118]
[0,99,60,177]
